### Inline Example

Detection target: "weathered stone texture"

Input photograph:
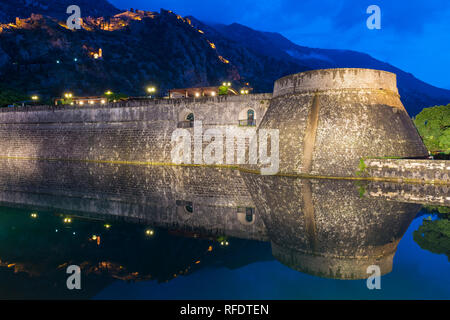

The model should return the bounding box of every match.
[262,68,429,177]
[365,159,450,184]
[273,68,398,97]
[242,174,421,279]
[0,68,439,179]
[0,94,271,164]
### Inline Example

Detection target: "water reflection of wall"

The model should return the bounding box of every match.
[0,159,267,241]
[242,174,422,279]
[0,159,439,280]
[0,206,273,299]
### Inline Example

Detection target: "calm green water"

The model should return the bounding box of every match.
[0,160,448,299]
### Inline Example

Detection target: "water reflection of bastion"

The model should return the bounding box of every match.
[243,174,422,279]
[0,159,445,279]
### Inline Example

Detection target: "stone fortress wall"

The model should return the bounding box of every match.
[263,68,429,177]
[0,68,446,182]
[0,94,271,164]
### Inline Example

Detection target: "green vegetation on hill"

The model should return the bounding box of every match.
[413,217,450,261]
[0,87,28,107]
[104,92,129,102]
[414,206,450,261]
[218,86,229,95]
[413,104,450,154]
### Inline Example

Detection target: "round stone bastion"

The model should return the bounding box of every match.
[260,68,428,177]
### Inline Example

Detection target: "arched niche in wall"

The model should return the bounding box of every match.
[238,107,256,126]
[176,200,194,221]
[237,207,256,225]
[178,109,195,128]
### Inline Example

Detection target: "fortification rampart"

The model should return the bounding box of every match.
[273,68,399,96]
[262,68,429,177]
[0,94,271,164]
[0,68,444,181]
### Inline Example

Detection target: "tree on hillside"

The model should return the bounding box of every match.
[413,104,450,154]
[0,87,29,107]
[413,216,450,261]
[218,86,228,95]
[104,92,128,102]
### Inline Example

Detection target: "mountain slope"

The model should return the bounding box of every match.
[0,10,240,98]
[0,0,119,23]
[0,10,307,100]
[0,2,448,116]
[201,21,450,116]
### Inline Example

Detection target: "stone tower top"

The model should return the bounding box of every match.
[273,68,398,97]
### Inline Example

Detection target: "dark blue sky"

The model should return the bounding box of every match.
[110,0,450,89]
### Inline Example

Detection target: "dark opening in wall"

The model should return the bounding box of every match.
[176,200,194,213]
[177,113,195,128]
[237,207,255,224]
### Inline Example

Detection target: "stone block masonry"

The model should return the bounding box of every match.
[0,68,447,183]
[0,94,271,164]
[262,68,429,177]
[364,159,450,185]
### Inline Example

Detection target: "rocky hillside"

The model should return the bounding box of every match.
[0,0,119,23]
[191,19,450,116]
[0,10,242,99]
[0,0,449,115]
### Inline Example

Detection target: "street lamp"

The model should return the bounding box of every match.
[105,90,113,95]
[147,86,156,98]
[31,95,39,101]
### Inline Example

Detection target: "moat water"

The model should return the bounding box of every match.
[0,160,448,300]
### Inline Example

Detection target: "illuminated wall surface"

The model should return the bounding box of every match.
[0,68,443,179]
[0,69,448,299]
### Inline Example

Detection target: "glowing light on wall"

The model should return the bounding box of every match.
[63,217,72,224]
[218,56,229,64]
